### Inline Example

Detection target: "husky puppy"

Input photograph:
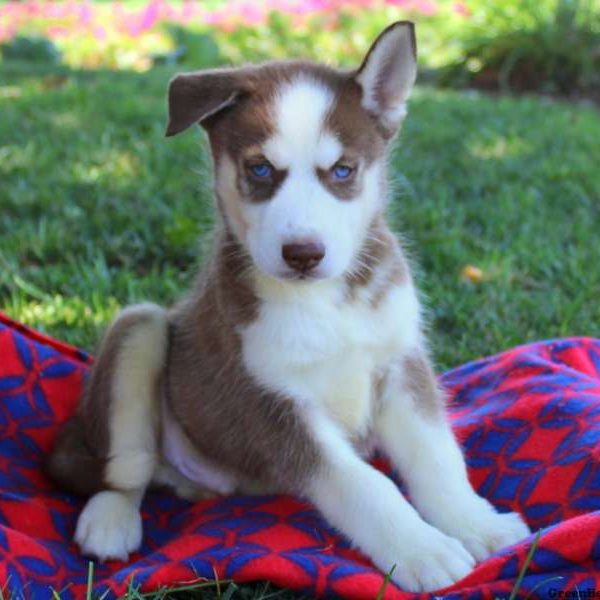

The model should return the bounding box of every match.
[47,22,530,592]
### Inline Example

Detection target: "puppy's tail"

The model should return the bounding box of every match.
[45,414,108,496]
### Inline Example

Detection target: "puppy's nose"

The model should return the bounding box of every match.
[282,242,325,273]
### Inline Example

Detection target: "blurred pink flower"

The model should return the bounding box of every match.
[203,9,223,26]
[453,1,470,17]
[410,0,438,15]
[0,0,447,50]
[347,0,377,8]
[79,2,93,26]
[46,3,69,19]
[113,1,125,16]
[93,26,107,41]
[0,24,17,43]
[386,0,439,15]
[139,0,160,31]
[47,25,70,39]
[286,0,329,13]
[162,3,177,20]
[238,2,266,25]
[181,1,202,23]
[24,1,38,16]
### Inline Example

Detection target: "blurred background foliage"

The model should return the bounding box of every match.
[1,0,599,98]
[0,1,599,363]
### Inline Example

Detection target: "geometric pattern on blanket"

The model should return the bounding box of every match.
[0,311,599,599]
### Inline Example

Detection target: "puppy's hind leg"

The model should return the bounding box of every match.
[73,303,168,561]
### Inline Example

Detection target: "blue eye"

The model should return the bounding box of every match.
[250,163,273,179]
[332,164,353,179]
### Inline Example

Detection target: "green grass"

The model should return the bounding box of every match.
[2,61,598,368]
[76,561,300,600]
[0,60,599,598]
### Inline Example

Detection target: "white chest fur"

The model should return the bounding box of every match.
[240,275,422,435]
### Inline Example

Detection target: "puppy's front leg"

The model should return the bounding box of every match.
[375,353,531,562]
[305,417,474,592]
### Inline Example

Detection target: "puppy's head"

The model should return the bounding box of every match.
[166,22,417,282]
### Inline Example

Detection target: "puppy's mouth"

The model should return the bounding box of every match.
[277,269,325,282]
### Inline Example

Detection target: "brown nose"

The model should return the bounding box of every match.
[282,242,325,273]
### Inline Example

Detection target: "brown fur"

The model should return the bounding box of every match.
[325,77,386,166]
[345,216,408,302]
[404,353,445,417]
[46,308,159,495]
[45,414,107,496]
[166,67,243,137]
[170,61,390,208]
[237,163,289,204]
[165,228,320,494]
[315,164,362,201]
[203,62,326,166]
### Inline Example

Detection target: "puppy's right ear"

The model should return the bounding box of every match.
[355,21,417,136]
[165,69,243,137]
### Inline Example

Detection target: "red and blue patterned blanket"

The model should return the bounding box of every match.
[0,311,599,598]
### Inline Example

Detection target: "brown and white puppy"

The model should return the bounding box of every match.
[47,22,530,592]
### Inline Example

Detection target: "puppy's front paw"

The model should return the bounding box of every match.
[429,497,531,562]
[458,509,531,561]
[389,526,475,592]
[75,491,142,561]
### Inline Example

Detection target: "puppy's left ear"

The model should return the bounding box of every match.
[355,21,417,136]
[165,68,243,137]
